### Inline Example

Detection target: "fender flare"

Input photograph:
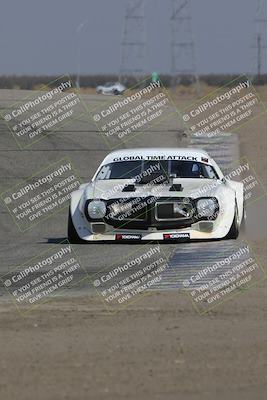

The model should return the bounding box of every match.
[225,180,244,226]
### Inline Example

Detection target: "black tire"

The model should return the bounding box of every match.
[225,207,239,240]
[68,208,84,244]
[240,202,246,234]
[113,89,119,95]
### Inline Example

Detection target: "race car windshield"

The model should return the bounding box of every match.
[170,161,218,179]
[96,161,142,180]
[95,160,218,180]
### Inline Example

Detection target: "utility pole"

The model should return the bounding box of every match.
[120,0,147,83]
[252,0,267,82]
[170,0,199,92]
[75,20,89,89]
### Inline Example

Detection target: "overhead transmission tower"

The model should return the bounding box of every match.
[170,0,199,89]
[120,0,147,82]
[252,0,267,81]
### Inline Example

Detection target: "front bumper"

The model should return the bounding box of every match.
[75,230,223,242]
[73,218,230,242]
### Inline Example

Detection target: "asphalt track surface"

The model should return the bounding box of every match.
[0,89,245,300]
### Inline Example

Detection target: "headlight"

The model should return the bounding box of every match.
[196,198,218,219]
[87,200,106,219]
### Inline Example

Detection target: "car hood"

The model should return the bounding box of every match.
[84,178,225,200]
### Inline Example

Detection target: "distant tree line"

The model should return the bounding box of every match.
[0,74,266,90]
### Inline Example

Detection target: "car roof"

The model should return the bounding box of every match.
[102,148,210,164]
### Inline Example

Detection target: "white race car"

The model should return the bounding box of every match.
[68,148,244,243]
[96,82,126,95]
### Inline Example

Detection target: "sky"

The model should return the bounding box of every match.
[0,0,266,76]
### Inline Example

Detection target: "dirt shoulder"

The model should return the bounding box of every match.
[1,286,267,400]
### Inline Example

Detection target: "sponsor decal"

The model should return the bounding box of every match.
[163,233,190,240]
[115,234,142,241]
[113,155,198,162]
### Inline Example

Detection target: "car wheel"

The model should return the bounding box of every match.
[113,89,119,95]
[68,208,85,244]
[225,207,239,240]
